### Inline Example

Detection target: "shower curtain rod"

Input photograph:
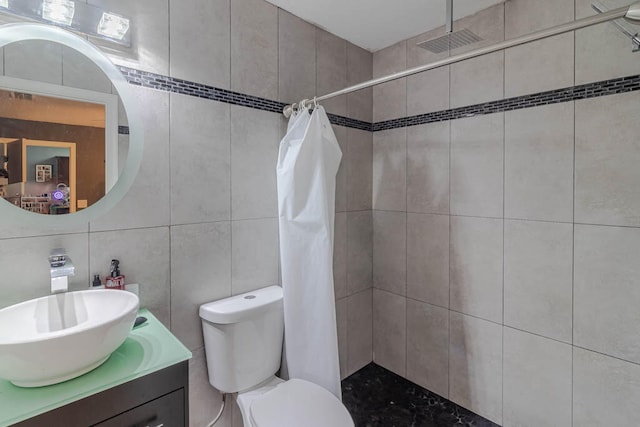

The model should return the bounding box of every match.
[283,2,640,117]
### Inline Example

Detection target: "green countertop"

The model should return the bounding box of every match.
[0,309,191,427]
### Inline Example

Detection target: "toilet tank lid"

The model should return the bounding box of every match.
[199,285,283,324]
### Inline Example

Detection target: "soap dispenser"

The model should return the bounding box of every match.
[105,259,125,290]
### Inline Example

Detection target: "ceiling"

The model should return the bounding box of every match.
[266,0,505,51]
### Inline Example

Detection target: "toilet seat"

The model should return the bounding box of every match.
[249,378,354,427]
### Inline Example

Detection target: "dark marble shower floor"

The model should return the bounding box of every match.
[341,364,499,427]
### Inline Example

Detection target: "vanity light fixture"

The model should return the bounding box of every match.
[97,12,129,41]
[0,0,131,46]
[41,0,75,26]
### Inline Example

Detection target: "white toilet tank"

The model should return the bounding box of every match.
[199,286,284,393]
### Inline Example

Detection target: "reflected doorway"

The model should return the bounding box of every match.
[4,139,77,214]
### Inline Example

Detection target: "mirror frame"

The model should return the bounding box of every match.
[0,23,143,226]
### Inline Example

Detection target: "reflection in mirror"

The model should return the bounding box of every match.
[0,39,126,215]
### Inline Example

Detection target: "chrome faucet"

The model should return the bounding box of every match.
[49,248,75,293]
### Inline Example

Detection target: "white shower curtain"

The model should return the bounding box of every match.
[277,105,342,399]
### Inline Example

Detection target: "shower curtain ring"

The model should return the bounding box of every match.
[313,97,318,108]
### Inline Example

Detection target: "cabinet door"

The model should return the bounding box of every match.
[93,389,184,427]
[7,139,22,184]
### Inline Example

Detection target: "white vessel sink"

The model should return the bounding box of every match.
[0,289,139,387]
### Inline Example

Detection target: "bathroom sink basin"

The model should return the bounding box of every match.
[0,289,139,387]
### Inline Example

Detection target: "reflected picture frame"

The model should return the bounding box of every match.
[35,164,52,183]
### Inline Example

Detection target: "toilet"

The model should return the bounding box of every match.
[199,285,354,427]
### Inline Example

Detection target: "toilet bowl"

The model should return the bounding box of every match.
[236,377,353,427]
[199,286,354,427]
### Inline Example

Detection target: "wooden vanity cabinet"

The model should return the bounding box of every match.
[13,361,189,427]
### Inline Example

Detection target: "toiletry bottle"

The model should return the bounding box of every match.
[105,259,125,290]
[91,274,103,288]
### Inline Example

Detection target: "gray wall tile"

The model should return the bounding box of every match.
[373,41,407,122]
[347,128,373,211]
[347,43,373,123]
[504,220,573,343]
[230,106,280,220]
[89,227,171,326]
[450,216,503,323]
[316,29,347,116]
[575,91,640,227]
[406,121,449,215]
[505,34,574,98]
[278,9,316,104]
[503,328,572,427]
[373,289,406,377]
[0,233,89,310]
[373,210,406,296]
[574,224,640,364]
[347,211,373,295]
[373,79,406,123]
[450,52,504,108]
[373,128,406,211]
[334,125,348,213]
[170,222,231,351]
[406,300,449,398]
[406,67,449,116]
[170,93,230,225]
[505,0,574,39]
[347,289,373,376]
[505,103,574,223]
[231,218,279,295]
[334,212,348,300]
[451,114,504,218]
[407,213,449,308]
[574,347,640,427]
[336,297,348,379]
[170,0,230,89]
[449,311,502,425]
[230,0,278,100]
[91,87,171,231]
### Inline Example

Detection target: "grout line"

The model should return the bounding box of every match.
[404,40,409,379]
[167,0,172,330]
[572,344,640,368]
[571,9,577,423]
[447,40,452,401]
[502,324,572,348]
[501,7,507,420]
[227,0,232,299]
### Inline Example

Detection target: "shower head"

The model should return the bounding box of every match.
[625,2,640,23]
[416,0,482,54]
[417,28,483,54]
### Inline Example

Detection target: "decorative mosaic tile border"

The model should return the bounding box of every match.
[373,74,640,131]
[118,66,371,131]
[118,66,640,134]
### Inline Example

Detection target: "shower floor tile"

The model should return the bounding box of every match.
[342,363,499,427]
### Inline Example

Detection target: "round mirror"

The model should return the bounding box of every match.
[0,23,143,226]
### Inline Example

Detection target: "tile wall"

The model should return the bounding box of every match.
[371,0,640,425]
[0,1,373,426]
[4,0,640,425]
